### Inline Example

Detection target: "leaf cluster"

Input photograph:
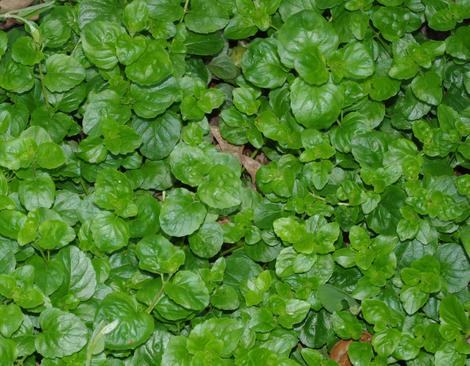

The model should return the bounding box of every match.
[0,0,469,365]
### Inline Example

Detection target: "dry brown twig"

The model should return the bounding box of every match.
[209,123,263,185]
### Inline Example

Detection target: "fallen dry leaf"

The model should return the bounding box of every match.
[330,339,353,366]
[330,331,372,366]
[210,124,262,185]
[0,0,34,12]
[0,0,35,30]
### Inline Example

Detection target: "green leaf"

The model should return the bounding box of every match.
[0,3,466,365]
[165,270,210,311]
[439,294,469,331]
[134,112,181,160]
[411,71,443,106]
[19,174,55,211]
[0,137,36,170]
[131,329,172,366]
[290,78,344,129]
[294,43,329,85]
[95,292,154,350]
[331,311,363,340]
[233,87,261,116]
[372,328,401,356]
[393,334,421,361]
[160,188,207,237]
[130,77,180,119]
[185,0,231,33]
[129,192,161,238]
[400,286,429,315]
[37,142,66,169]
[446,26,470,61]
[123,0,149,34]
[330,41,374,80]
[90,212,130,253]
[184,31,225,56]
[189,222,224,258]
[169,143,210,187]
[82,91,130,135]
[101,118,142,155]
[51,245,97,305]
[0,57,34,93]
[198,165,242,209]
[0,210,25,240]
[44,54,85,93]
[35,308,88,358]
[277,10,339,68]
[188,317,244,357]
[81,20,125,69]
[348,342,373,366]
[94,168,137,218]
[435,343,466,366]
[0,304,24,338]
[161,336,192,365]
[436,243,470,293]
[136,234,185,274]
[361,299,401,331]
[211,284,240,310]
[37,220,76,250]
[0,31,7,60]
[125,41,173,86]
[11,36,43,66]
[241,39,288,88]
[0,337,16,366]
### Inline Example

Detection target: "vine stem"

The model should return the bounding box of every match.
[220,242,244,257]
[85,320,119,366]
[310,192,350,206]
[180,0,190,23]
[37,64,50,106]
[146,273,172,314]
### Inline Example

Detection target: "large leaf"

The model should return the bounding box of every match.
[35,308,88,358]
[94,292,154,350]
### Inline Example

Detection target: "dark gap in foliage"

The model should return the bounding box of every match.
[322,9,331,20]
[455,165,470,176]
[420,24,450,40]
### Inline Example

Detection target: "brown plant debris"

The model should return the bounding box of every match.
[210,124,263,185]
[330,331,372,366]
[330,339,353,366]
[0,0,34,12]
[0,0,35,30]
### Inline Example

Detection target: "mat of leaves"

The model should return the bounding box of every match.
[0,1,469,365]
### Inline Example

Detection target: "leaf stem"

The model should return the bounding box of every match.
[146,273,171,314]
[85,321,119,366]
[310,192,350,206]
[37,64,50,106]
[79,177,89,195]
[374,35,392,58]
[180,0,190,23]
[220,242,244,257]
[37,247,48,262]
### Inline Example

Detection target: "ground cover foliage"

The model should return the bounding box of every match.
[0,0,469,365]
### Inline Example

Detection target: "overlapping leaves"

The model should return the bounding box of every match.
[0,0,469,365]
